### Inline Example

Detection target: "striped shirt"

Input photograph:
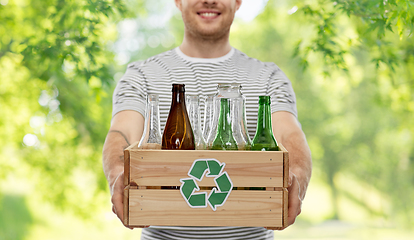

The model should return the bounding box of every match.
[113,47,297,139]
[112,47,297,239]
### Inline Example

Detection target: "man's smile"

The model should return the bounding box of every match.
[197,10,221,19]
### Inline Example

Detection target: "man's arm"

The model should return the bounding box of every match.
[272,111,312,226]
[102,110,145,223]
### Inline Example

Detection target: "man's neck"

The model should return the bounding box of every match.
[179,32,232,58]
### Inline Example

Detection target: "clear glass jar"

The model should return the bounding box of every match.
[206,83,251,150]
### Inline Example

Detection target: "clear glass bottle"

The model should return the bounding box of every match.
[187,95,206,150]
[231,95,251,150]
[162,84,195,150]
[202,94,214,143]
[138,94,162,149]
[251,96,280,151]
[210,98,238,150]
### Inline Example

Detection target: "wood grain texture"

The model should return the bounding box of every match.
[267,188,289,230]
[283,187,289,228]
[123,143,289,228]
[123,142,138,186]
[128,150,285,187]
[123,186,130,226]
[124,148,130,186]
[127,189,284,228]
[279,144,289,188]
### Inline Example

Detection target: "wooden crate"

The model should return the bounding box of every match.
[123,142,289,230]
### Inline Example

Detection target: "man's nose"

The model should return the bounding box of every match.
[203,0,217,6]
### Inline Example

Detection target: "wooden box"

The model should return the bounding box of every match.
[123,142,289,229]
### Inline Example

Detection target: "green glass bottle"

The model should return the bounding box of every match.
[251,96,280,151]
[210,98,238,150]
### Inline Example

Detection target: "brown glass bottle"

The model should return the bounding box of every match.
[162,84,195,150]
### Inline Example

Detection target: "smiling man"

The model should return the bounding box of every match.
[102,0,312,239]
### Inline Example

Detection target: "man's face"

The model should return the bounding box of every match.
[175,0,242,40]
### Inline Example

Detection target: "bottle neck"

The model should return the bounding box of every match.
[217,98,232,133]
[172,91,186,106]
[187,98,202,130]
[148,102,160,130]
[256,103,272,133]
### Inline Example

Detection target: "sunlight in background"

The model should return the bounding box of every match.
[287,5,298,15]
[23,134,39,147]
[236,0,268,21]
[0,0,8,6]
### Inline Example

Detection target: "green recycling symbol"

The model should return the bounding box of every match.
[180,159,233,211]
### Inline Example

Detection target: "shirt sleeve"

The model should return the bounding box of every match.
[112,61,148,119]
[267,64,298,118]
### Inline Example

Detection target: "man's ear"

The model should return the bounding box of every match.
[235,0,242,11]
[174,0,182,12]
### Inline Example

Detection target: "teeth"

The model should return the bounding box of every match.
[200,12,218,17]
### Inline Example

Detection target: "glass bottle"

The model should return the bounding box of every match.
[206,83,251,150]
[186,95,206,150]
[251,96,280,151]
[162,84,195,150]
[232,96,251,150]
[138,94,162,149]
[210,98,238,150]
[202,94,214,143]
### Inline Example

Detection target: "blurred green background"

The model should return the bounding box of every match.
[1,0,413,239]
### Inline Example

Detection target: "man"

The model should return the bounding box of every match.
[103,0,312,239]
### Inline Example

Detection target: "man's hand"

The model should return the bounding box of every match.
[110,171,125,223]
[287,169,308,225]
[272,111,312,228]
[102,110,145,228]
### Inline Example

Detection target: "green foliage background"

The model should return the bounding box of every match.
[0,0,413,239]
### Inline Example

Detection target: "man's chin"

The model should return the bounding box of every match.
[192,28,229,41]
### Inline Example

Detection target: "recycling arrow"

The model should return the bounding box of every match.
[207,160,225,176]
[179,178,207,208]
[188,193,206,207]
[214,172,232,192]
[189,160,208,181]
[208,188,229,211]
[180,158,233,211]
[180,179,198,199]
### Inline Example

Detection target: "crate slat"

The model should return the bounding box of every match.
[124,142,139,186]
[279,144,289,188]
[128,189,283,228]
[123,186,129,226]
[128,150,284,188]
